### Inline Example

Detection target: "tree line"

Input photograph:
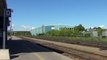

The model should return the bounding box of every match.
[13,24,104,37]
[39,24,104,37]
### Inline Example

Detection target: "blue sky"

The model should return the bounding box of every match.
[7,0,107,31]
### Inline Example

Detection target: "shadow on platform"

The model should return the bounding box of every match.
[6,39,63,59]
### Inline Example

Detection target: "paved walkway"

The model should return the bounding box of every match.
[8,36,73,60]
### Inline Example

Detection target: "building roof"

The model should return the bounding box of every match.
[0,0,7,8]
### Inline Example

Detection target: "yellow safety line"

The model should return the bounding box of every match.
[33,53,45,60]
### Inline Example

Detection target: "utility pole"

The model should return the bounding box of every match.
[9,10,13,40]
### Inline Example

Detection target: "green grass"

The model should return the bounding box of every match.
[35,36,107,46]
[18,35,107,46]
[69,37,107,45]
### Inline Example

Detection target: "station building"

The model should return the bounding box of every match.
[30,25,72,36]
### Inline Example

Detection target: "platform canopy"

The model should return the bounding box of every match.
[0,0,7,16]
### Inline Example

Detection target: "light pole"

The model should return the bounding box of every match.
[3,9,6,49]
[3,9,12,49]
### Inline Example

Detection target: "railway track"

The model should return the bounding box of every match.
[21,36,107,60]
[40,43,107,60]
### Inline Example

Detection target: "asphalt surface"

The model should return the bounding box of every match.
[7,36,73,60]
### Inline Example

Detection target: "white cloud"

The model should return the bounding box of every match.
[12,24,14,27]
[8,24,14,30]
[20,25,35,31]
[20,25,29,29]
[99,25,105,28]
[90,27,94,29]
[31,27,35,29]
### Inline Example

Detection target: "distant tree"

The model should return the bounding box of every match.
[14,31,31,36]
[93,27,104,36]
[46,30,60,36]
[45,24,86,37]
[74,24,85,32]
